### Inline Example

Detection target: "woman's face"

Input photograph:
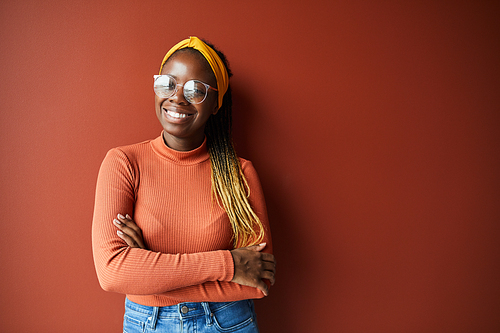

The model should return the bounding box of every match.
[155,51,218,151]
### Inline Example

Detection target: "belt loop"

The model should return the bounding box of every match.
[201,302,213,326]
[149,306,160,330]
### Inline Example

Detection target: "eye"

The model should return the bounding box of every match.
[193,88,204,96]
[164,77,176,91]
[155,75,176,91]
[185,81,204,95]
[154,75,178,98]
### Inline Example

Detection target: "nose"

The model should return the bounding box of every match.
[168,84,188,105]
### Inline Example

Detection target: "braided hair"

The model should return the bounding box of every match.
[165,42,265,248]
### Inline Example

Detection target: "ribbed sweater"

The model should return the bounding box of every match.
[92,134,272,306]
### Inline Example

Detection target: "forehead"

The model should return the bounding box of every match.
[160,51,216,86]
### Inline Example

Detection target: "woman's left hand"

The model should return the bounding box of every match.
[113,214,147,249]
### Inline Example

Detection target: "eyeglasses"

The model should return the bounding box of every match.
[153,74,218,104]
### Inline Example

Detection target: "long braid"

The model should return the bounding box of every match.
[165,42,265,248]
[205,85,265,248]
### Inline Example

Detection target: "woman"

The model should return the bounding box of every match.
[92,37,275,332]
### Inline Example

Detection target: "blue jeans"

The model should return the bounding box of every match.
[123,298,260,333]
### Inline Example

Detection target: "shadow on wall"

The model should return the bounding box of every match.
[231,83,317,332]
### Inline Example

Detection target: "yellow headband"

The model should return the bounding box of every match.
[159,36,229,109]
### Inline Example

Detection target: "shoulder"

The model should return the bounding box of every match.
[238,157,255,173]
[238,157,262,184]
[99,139,154,177]
[238,157,267,204]
[111,139,153,156]
[104,139,153,163]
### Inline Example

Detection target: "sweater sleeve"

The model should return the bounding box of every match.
[91,148,235,295]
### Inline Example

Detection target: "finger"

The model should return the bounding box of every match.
[113,218,125,229]
[117,230,139,248]
[116,214,133,226]
[261,253,275,263]
[120,214,134,225]
[246,243,266,252]
[113,219,145,249]
[262,261,276,274]
[114,218,137,234]
[261,270,275,285]
[117,214,143,236]
[256,280,269,296]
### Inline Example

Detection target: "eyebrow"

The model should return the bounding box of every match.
[164,74,199,82]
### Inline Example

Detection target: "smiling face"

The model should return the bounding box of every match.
[155,50,218,151]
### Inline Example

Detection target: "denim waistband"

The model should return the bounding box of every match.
[125,298,251,319]
[124,298,257,332]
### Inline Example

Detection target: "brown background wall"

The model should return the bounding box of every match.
[1,0,499,332]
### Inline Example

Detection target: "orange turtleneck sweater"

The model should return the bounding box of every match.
[92,135,272,306]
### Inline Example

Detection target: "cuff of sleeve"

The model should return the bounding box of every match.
[219,250,235,282]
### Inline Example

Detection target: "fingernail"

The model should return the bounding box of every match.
[259,242,266,246]
[126,214,131,219]
[117,230,123,235]
[117,214,125,219]
[113,219,121,225]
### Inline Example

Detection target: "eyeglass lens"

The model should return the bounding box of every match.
[154,75,208,104]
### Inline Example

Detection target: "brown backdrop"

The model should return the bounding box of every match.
[1,0,499,332]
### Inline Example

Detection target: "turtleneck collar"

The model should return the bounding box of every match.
[150,133,209,165]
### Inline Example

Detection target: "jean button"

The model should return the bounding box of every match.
[181,306,189,314]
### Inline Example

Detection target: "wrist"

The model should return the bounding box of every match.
[221,250,235,282]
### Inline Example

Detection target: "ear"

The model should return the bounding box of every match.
[212,102,219,115]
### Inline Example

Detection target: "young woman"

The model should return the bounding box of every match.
[92,37,275,332]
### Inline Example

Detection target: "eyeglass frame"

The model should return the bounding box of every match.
[153,74,218,104]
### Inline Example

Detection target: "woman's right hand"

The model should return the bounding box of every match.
[113,214,147,249]
[230,243,276,296]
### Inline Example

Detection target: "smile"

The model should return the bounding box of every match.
[165,110,191,119]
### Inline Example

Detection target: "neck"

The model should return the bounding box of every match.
[162,131,205,151]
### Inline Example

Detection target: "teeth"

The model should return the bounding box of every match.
[167,110,188,119]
